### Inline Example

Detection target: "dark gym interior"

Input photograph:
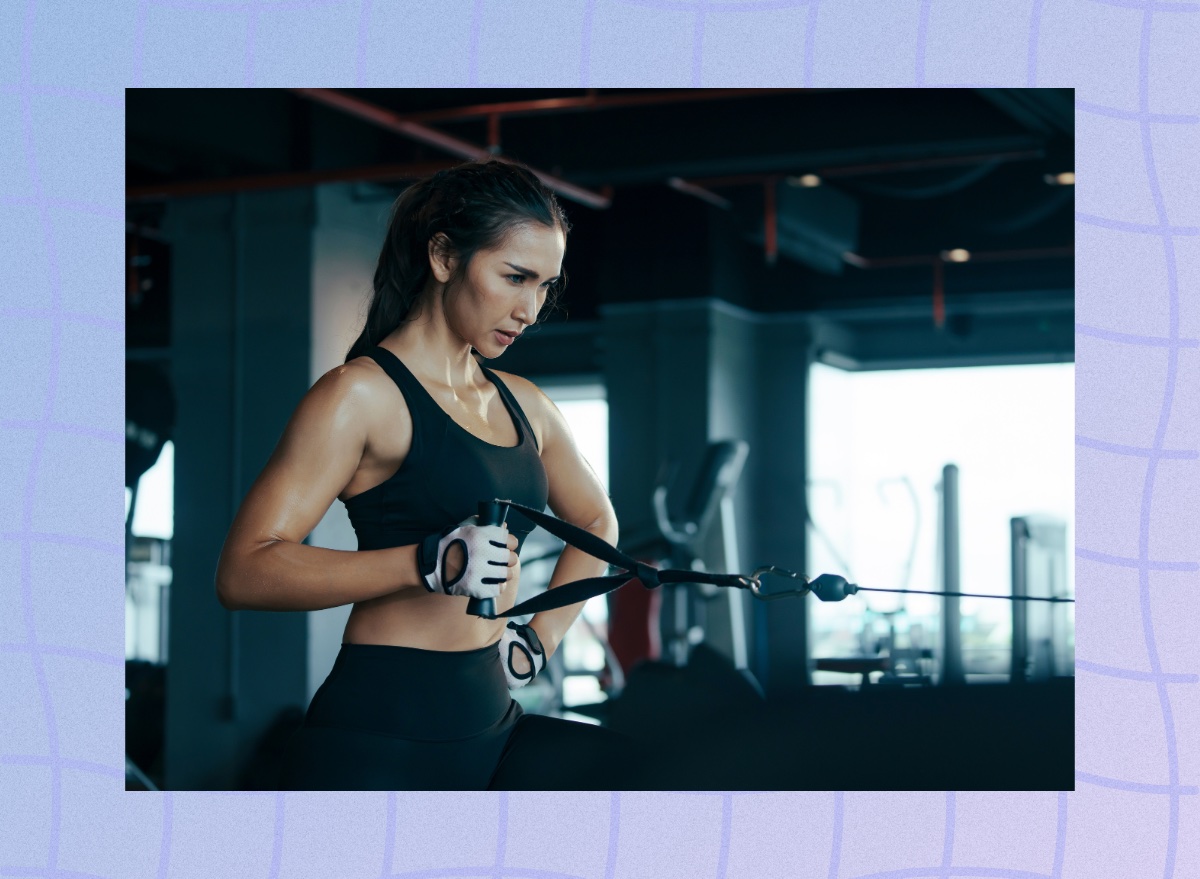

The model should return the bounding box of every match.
[125,88,1074,791]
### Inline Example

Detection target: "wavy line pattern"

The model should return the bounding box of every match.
[0,3,1196,879]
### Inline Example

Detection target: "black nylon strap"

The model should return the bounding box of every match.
[496,574,636,618]
[483,500,1076,618]
[493,501,748,619]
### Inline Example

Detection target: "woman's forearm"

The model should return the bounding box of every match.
[529,517,619,656]
[216,540,425,612]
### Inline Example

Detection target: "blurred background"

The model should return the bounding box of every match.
[125,88,1074,791]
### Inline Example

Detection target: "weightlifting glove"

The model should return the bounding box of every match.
[499,621,546,689]
[418,516,510,598]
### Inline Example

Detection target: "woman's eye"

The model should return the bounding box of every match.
[509,274,526,284]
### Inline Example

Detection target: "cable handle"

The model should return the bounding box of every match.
[465,500,509,619]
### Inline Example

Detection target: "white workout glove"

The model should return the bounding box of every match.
[417,516,510,598]
[499,621,547,689]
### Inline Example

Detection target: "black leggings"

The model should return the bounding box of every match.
[278,641,638,790]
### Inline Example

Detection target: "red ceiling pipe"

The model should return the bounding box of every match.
[932,256,945,328]
[487,113,501,154]
[398,88,828,124]
[290,88,612,209]
[764,177,778,266]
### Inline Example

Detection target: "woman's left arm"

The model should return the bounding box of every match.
[522,384,618,659]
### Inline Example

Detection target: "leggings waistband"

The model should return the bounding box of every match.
[305,641,512,741]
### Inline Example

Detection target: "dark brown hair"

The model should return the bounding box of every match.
[345,159,570,363]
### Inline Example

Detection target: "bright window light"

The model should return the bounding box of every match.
[553,398,609,491]
[126,440,174,540]
[807,362,1074,683]
[540,386,612,715]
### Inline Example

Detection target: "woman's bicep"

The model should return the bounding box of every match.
[223,367,373,553]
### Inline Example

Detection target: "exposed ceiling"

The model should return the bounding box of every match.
[127,88,1073,344]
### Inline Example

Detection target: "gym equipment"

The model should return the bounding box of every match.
[462,499,1075,618]
[457,499,1073,790]
[465,500,509,619]
[651,440,750,667]
[815,606,934,689]
[1011,516,1072,681]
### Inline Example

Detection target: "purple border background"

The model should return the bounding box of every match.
[1,1,1196,877]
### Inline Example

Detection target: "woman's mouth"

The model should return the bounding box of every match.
[494,330,518,347]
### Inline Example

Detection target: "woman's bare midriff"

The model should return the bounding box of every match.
[337,355,518,651]
[342,578,516,651]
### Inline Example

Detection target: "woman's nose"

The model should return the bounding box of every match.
[513,288,538,324]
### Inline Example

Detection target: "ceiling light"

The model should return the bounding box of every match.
[787,174,822,188]
[943,248,971,263]
[1044,171,1075,186]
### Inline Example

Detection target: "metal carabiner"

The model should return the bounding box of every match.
[746,566,812,601]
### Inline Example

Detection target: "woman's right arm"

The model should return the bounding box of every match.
[215,363,424,612]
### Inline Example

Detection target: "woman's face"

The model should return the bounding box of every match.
[443,222,566,358]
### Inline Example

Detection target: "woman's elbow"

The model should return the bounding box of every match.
[215,570,243,610]
[597,512,619,546]
[215,550,252,610]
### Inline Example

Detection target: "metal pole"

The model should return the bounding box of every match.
[940,464,965,685]
[720,494,749,672]
[1010,517,1029,682]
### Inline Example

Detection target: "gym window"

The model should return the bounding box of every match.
[521,382,612,721]
[126,440,174,663]
[806,362,1074,685]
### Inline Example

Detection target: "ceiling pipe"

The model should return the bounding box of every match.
[842,245,1073,328]
[955,245,1074,263]
[842,252,932,269]
[487,113,501,154]
[819,149,1043,178]
[676,148,1044,191]
[666,177,731,210]
[841,245,1072,270]
[289,88,612,209]
[932,256,945,328]
[764,177,779,266]
[126,160,456,202]
[394,88,828,124]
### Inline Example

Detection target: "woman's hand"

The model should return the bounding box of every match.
[418,518,517,599]
[443,528,519,585]
[499,621,546,688]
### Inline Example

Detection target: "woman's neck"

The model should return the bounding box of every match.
[386,312,480,390]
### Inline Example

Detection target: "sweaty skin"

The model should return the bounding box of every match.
[216,223,618,672]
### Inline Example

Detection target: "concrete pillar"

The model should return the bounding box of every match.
[600,299,812,692]
[305,185,391,703]
[750,318,814,694]
[164,189,313,789]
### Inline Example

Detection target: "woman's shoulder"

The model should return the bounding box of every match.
[307,356,412,431]
[488,369,551,413]
[317,356,392,400]
[487,369,555,444]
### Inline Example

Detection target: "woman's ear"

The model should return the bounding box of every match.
[428,233,456,284]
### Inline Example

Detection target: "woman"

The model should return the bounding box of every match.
[216,159,632,790]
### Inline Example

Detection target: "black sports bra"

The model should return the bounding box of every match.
[342,347,550,551]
